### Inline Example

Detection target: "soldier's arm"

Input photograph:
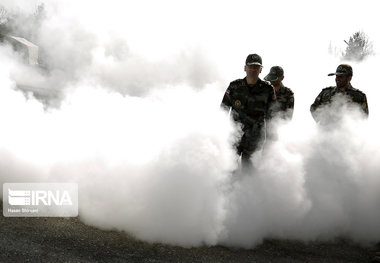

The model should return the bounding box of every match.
[351,89,369,117]
[220,85,233,112]
[310,90,324,121]
[287,91,295,120]
[221,85,255,126]
[266,86,277,120]
[362,94,369,116]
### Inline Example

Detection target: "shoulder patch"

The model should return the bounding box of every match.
[362,102,367,110]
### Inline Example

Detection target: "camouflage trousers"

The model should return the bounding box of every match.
[235,123,265,164]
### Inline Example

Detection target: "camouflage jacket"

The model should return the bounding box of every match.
[272,84,294,120]
[310,85,369,118]
[221,78,276,130]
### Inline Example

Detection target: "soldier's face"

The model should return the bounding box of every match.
[270,76,284,87]
[335,75,352,88]
[245,65,262,77]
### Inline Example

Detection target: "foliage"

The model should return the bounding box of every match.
[0,4,46,40]
[0,5,10,35]
[342,31,374,61]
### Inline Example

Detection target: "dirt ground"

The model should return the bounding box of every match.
[0,203,378,263]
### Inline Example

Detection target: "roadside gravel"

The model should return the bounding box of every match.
[0,203,377,263]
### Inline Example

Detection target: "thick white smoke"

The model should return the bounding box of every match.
[1,0,379,248]
[222,102,380,248]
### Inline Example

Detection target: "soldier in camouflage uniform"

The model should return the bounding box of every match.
[221,54,276,165]
[310,64,368,122]
[264,66,294,120]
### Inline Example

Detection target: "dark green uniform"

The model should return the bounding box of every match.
[272,84,294,120]
[310,84,369,121]
[221,77,276,160]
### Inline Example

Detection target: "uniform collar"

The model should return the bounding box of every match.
[244,77,262,86]
[334,84,353,93]
[277,83,286,93]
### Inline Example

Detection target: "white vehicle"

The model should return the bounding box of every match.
[1,34,60,106]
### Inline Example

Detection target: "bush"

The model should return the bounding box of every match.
[342,31,374,61]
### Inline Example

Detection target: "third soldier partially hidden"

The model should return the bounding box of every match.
[310,64,368,123]
[264,66,294,120]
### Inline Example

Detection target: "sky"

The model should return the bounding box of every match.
[0,0,379,248]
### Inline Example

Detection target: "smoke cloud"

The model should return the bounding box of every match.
[0,0,379,248]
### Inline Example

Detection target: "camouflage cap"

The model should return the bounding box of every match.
[264,66,284,82]
[246,54,262,66]
[328,64,353,76]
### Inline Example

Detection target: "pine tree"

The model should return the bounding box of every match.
[342,31,373,61]
[0,6,10,35]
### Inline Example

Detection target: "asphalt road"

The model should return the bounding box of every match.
[0,202,378,263]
